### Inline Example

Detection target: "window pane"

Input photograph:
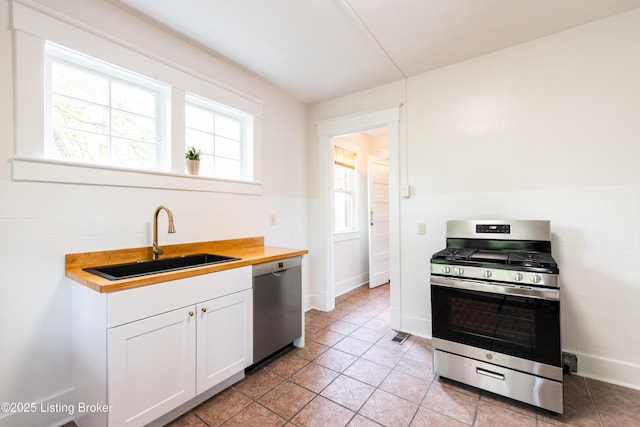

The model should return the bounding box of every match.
[215,114,241,140]
[335,192,353,230]
[215,157,241,179]
[112,138,155,168]
[185,128,213,154]
[334,162,356,232]
[112,110,156,142]
[334,165,352,191]
[215,136,240,160]
[52,62,108,105]
[53,128,109,162]
[185,104,213,131]
[112,81,157,117]
[198,153,215,176]
[52,95,108,134]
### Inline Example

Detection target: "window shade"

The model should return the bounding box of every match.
[334,146,356,169]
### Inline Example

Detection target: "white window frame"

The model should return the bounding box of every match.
[10,2,263,195]
[333,141,359,235]
[44,43,170,170]
[185,93,254,182]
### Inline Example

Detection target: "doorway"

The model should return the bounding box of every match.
[314,106,401,330]
[330,129,390,295]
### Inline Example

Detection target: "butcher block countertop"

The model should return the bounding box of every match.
[66,237,307,293]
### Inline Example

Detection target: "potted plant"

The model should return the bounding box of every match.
[185,146,201,175]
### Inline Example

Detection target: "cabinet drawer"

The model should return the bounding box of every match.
[107,266,251,327]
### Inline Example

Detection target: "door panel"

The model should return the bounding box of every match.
[108,306,196,427]
[197,289,252,394]
[368,156,390,288]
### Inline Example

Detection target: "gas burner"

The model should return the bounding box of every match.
[508,252,557,269]
[432,248,476,261]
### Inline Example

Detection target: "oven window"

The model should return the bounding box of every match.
[450,298,536,350]
[432,285,561,367]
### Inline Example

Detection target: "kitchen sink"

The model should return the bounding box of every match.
[83,253,241,280]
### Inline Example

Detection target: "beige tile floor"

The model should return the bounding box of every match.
[161,283,640,426]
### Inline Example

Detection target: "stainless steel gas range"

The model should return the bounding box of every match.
[430,220,562,414]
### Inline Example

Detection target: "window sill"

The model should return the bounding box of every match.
[11,157,262,196]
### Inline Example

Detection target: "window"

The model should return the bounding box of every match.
[334,145,357,233]
[12,2,262,194]
[45,44,168,170]
[185,94,253,181]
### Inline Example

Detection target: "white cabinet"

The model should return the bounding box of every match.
[197,290,252,393]
[108,306,196,426]
[72,267,252,427]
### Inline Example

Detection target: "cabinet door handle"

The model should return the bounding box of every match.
[188,311,194,317]
[201,307,207,313]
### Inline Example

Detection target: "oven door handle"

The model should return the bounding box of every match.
[431,276,560,301]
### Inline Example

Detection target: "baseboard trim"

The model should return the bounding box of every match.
[0,387,75,427]
[571,350,640,391]
[400,314,431,339]
[334,274,368,298]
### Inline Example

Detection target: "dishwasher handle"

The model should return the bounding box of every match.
[271,269,288,276]
[252,256,302,277]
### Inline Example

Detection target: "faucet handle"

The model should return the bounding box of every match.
[152,246,164,259]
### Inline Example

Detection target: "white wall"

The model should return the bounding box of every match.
[0,1,308,426]
[310,8,640,390]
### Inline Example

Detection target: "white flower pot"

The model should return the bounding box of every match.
[186,159,200,175]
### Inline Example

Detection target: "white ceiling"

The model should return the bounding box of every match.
[114,0,640,104]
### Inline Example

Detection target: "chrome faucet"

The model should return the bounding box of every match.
[152,205,176,260]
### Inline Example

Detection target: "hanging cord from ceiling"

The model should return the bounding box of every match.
[336,0,407,80]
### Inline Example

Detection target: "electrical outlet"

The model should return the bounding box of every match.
[562,352,578,373]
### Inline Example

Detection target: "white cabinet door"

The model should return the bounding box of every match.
[196,289,252,394]
[108,306,196,427]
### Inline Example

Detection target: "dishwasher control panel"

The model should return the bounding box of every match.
[252,256,301,276]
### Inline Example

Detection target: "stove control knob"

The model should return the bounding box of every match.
[530,274,542,284]
[482,270,492,279]
[441,266,451,274]
[456,267,464,275]
[512,272,523,282]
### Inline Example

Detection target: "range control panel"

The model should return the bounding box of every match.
[476,224,510,234]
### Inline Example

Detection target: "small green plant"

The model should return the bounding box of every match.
[185,146,201,161]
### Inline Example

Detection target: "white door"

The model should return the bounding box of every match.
[368,156,390,288]
[108,306,196,427]
[196,289,252,394]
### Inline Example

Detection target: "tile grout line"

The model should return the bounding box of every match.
[583,377,606,427]
[269,293,420,425]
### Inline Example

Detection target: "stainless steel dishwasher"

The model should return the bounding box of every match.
[252,256,302,365]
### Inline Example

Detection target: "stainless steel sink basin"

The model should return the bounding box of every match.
[84,253,241,280]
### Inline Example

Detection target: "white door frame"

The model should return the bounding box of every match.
[315,106,401,330]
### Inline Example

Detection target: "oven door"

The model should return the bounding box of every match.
[431,276,561,369]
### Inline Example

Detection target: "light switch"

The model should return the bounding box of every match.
[269,214,276,226]
[401,185,411,198]
[418,223,426,235]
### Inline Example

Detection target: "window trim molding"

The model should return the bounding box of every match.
[11,0,263,195]
[11,156,262,195]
